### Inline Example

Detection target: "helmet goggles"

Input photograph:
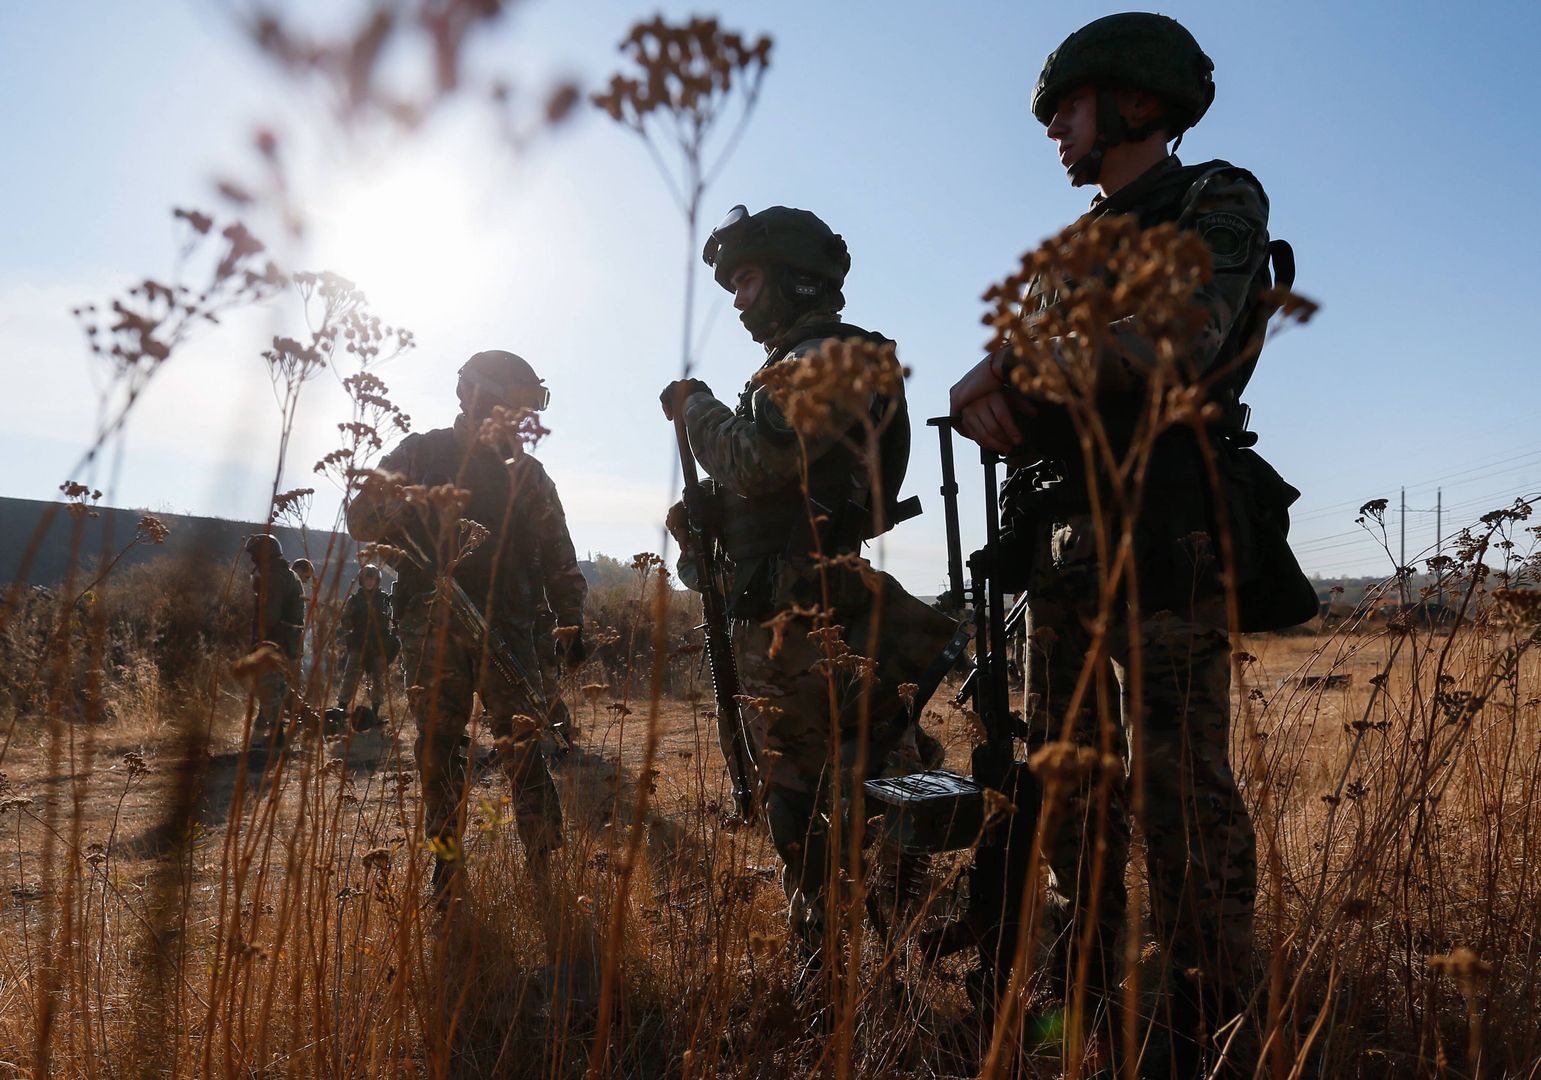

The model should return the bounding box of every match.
[457,365,550,411]
[701,204,751,269]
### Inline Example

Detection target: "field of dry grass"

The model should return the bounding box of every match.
[0,571,1538,1078]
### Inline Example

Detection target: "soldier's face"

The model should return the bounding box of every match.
[362,575,379,591]
[730,264,765,312]
[1047,85,1097,172]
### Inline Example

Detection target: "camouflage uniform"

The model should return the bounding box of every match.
[348,414,587,861]
[680,309,956,944]
[336,583,394,715]
[993,156,1269,1037]
[249,557,305,732]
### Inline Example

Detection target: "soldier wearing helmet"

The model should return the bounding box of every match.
[347,349,588,906]
[243,533,306,743]
[328,563,397,732]
[948,13,1282,1076]
[661,206,957,965]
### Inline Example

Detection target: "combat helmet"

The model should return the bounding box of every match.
[702,205,850,295]
[244,533,284,561]
[457,350,550,414]
[359,563,381,582]
[1032,13,1214,183]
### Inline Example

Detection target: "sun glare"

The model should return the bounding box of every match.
[308,160,497,323]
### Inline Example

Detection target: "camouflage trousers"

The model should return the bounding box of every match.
[253,646,299,735]
[734,568,956,947]
[255,667,289,733]
[1009,514,1255,1045]
[398,598,562,862]
[337,649,389,711]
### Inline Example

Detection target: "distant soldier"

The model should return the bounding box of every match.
[290,557,317,682]
[327,564,396,731]
[243,533,306,743]
[948,13,1298,1075]
[347,350,588,903]
[662,205,955,962]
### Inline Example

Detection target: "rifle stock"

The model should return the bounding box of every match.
[673,407,757,824]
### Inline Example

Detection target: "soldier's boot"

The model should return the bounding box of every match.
[352,704,383,731]
[1153,971,1252,1080]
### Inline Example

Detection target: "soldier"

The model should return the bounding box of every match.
[661,205,956,962]
[290,557,317,681]
[948,13,1274,1076]
[328,564,396,731]
[243,533,306,744]
[347,350,588,902]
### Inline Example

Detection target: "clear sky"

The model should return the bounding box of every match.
[3,1,1538,595]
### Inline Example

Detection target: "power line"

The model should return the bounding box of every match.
[1289,444,1541,524]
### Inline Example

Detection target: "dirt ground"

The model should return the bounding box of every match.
[0,629,1338,922]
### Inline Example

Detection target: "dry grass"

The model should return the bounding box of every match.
[8,14,1535,1073]
[0,574,1538,1077]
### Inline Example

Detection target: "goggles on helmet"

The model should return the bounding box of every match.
[457,366,550,412]
[701,204,750,268]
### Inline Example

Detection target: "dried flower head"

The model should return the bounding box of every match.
[1028,741,1115,785]
[1428,947,1493,997]
[734,694,784,721]
[477,404,549,457]
[980,215,1236,441]
[592,17,771,131]
[758,604,824,659]
[754,337,908,438]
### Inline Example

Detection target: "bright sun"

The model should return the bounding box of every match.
[308,159,496,323]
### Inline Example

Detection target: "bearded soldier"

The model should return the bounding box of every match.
[948,13,1300,1076]
[662,206,955,962]
[347,351,588,903]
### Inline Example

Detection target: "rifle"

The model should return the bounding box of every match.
[863,418,1042,968]
[439,576,551,718]
[671,401,757,824]
[951,593,1027,707]
[397,534,567,749]
[862,417,1022,854]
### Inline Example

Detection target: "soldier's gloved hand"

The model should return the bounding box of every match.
[659,378,712,421]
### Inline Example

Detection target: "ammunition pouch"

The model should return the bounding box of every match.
[1215,440,1318,632]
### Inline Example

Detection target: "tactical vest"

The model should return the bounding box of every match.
[718,322,915,564]
[1014,158,1292,483]
[386,422,544,624]
[1012,159,1317,629]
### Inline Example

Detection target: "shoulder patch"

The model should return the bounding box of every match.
[1197,211,1255,272]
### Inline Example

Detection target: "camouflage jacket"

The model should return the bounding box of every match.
[678,309,899,617]
[347,414,587,630]
[1003,156,1277,600]
[1010,151,1263,443]
[340,586,394,659]
[251,560,306,658]
[1005,155,1272,481]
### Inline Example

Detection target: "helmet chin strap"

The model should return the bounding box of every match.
[740,264,817,345]
[1065,87,1166,188]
